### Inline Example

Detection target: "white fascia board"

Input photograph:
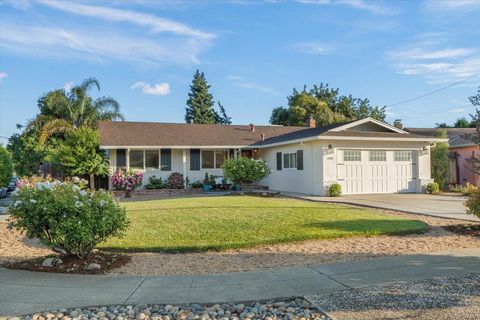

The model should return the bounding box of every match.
[329,117,408,134]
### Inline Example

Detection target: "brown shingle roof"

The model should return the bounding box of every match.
[405,127,477,147]
[98,121,306,147]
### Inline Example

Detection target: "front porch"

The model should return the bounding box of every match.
[106,147,259,189]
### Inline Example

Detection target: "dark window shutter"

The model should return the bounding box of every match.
[116,149,126,167]
[161,149,172,171]
[190,149,200,171]
[297,150,304,170]
[276,152,282,170]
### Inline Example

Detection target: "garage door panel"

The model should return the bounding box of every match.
[336,150,417,195]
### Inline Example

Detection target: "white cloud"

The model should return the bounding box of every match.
[1,21,212,66]
[1,1,215,67]
[388,36,480,84]
[0,72,7,80]
[424,0,480,12]
[296,0,399,15]
[227,76,280,96]
[38,0,215,40]
[131,81,170,95]
[63,81,74,91]
[291,42,332,55]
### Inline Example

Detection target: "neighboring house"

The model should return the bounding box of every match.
[406,128,480,186]
[98,118,445,196]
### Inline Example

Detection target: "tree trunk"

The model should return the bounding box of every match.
[89,174,95,191]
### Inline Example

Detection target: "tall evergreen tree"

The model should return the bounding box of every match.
[185,70,217,124]
[215,101,232,125]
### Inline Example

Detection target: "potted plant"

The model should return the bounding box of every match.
[203,172,212,192]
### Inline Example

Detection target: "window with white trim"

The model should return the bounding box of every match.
[369,150,386,161]
[283,152,297,169]
[130,150,144,169]
[343,150,361,162]
[201,150,229,169]
[145,150,159,169]
[394,151,412,161]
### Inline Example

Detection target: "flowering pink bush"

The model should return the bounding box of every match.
[166,172,185,189]
[111,169,143,194]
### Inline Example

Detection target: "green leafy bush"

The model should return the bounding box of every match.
[465,189,480,219]
[222,157,271,185]
[190,180,204,188]
[328,183,342,197]
[166,172,185,189]
[145,175,165,189]
[0,145,13,188]
[9,180,128,258]
[426,182,440,194]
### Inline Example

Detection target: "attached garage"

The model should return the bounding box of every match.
[337,149,416,194]
[258,117,447,196]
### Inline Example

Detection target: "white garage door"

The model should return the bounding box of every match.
[337,149,417,194]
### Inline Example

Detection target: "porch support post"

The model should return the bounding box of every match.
[126,148,130,171]
[182,149,187,189]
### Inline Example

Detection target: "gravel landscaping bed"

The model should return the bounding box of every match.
[10,299,331,320]
[2,208,480,275]
[307,272,480,320]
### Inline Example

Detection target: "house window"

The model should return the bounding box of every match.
[116,149,126,167]
[283,152,297,169]
[395,151,412,161]
[344,150,361,162]
[130,150,144,169]
[161,149,172,171]
[215,150,228,168]
[145,150,159,169]
[369,150,386,161]
[201,150,215,169]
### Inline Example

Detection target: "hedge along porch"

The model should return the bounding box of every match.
[98,118,447,195]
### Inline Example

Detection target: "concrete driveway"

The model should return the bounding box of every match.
[290,193,479,222]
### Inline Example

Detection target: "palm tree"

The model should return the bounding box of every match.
[33,78,124,144]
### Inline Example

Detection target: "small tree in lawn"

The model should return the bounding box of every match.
[0,145,13,188]
[222,157,271,189]
[48,128,108,190]
[430,128,449,189]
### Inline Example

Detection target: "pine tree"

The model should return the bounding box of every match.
[215,101,232,125]
[185,70,217,124]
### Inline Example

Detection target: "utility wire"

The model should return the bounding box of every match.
[387,73,480,108]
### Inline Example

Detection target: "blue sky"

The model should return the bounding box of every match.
[1,0,480,145]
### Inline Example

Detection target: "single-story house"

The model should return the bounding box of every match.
[98,118,446,195]
[406,127,479,186]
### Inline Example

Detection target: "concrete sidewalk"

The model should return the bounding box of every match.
[285,193,479,222]
[2,248,480,317]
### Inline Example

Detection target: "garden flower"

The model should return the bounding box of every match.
[72,185,80,192]
[79,190,88,197]
[75,201,83,208]
[29,199,37,204]
[99,200,106,207]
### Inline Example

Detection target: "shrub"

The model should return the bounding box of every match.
[462,183,478,196]
[190,180,204,188]
[426,182,440,194]
[431,129,449,189]
[167,172,185,189]
[204,172,211,186]
[9,180,128,258]
[145,175,165,189]
[465,189,480,219]
[0,145,13,188]
[222,157,271,185]
[328,183,342,197]
[111,169,143,194]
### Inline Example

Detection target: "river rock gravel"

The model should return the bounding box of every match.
[11,299,331,320]
[307,272,480,320]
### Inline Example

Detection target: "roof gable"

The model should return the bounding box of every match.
[329,117,408,134]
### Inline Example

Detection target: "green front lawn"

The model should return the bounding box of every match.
[99,196,427,252]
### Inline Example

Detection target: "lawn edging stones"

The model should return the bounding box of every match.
[10,299,332,320]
